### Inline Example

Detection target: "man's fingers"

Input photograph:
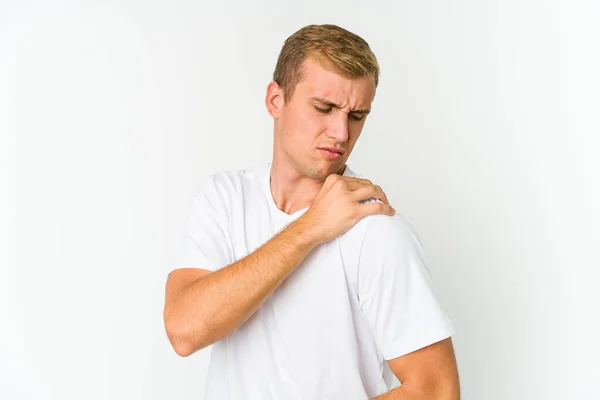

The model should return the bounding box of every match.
[349,185,390,204]
[333,175,391,206]
[357,200,395,218]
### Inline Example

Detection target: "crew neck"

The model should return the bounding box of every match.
[261,162,356,221]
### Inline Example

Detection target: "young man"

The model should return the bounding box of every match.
[164,24,460,399]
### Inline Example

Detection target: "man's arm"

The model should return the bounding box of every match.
[355,210,459,399]
[164,174,395,357]
[164,215,318,357]
[372,337,460,400]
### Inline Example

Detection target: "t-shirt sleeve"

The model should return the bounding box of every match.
[170,174,233,274]
[357,214,455,361]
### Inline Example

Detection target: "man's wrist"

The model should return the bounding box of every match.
[287,214,322,250]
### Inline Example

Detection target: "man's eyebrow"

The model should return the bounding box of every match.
[309,97,371,114]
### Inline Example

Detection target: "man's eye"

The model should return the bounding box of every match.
[349,114,364,121]
[315,106,331,113]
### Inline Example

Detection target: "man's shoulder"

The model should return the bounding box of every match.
[340,211,421,250]
[360,211,424,252]
[338,167,423,246]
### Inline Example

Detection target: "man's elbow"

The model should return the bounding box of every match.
[164,313,210,357]
[170,338,194,358]
[165,320,192,357]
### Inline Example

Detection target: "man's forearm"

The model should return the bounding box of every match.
[165,216,319,356]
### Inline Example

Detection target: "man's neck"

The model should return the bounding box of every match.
[268,162,346,215]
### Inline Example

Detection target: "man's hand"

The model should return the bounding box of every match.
[300,174,395,244]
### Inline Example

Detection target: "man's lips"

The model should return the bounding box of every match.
[318,147,344,155]
[318,147,344,159]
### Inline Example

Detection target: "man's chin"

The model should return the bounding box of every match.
[319,163,346,179]
[298,159,344,180]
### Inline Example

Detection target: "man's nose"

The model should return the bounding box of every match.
[327,113,349,142]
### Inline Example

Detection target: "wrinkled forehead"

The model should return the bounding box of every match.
[295,58,376,104]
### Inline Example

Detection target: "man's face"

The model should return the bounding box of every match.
[270,57,376,180]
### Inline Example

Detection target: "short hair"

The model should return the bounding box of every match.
[273,24,380,103]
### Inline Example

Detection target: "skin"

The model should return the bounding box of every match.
[164,55,460,399]
[265,56,375,215]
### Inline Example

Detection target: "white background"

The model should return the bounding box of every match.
[1,1,598,399]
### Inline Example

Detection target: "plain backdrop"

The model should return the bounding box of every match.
[1,1,599,399]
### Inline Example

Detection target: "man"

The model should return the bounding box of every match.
[164,24,460,399]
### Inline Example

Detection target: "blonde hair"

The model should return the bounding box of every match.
[273,24,380,103]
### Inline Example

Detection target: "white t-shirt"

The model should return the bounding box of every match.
[171,162,455,400]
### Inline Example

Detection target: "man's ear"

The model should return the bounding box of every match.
[265,81,285,118]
